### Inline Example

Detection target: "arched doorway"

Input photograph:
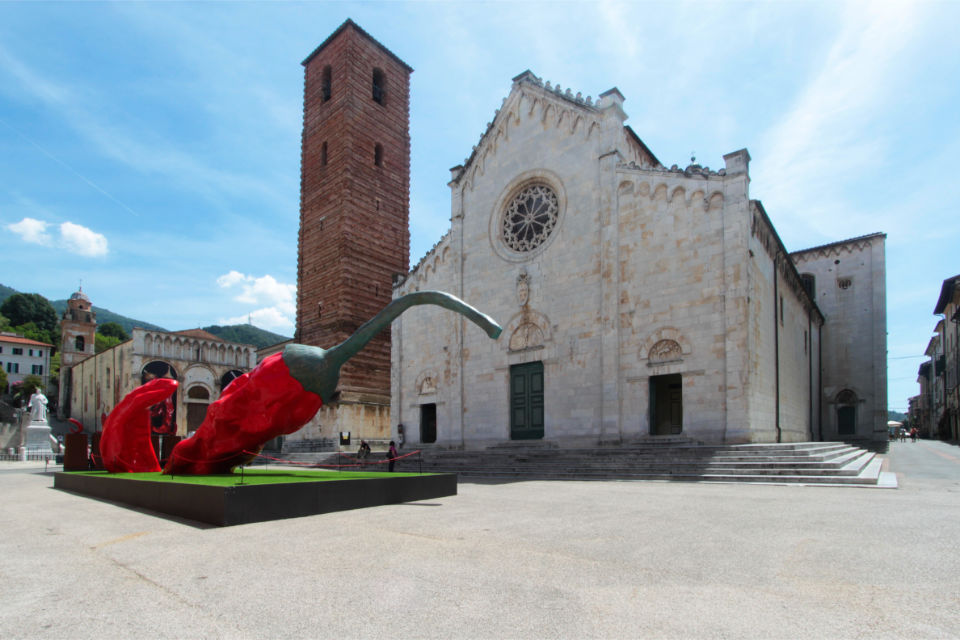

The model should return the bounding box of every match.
[185,385,211,432]
[221,369,245,392]
[141,361,178,435]
[836,389,857,435]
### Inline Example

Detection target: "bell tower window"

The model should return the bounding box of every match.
[372,68,386,105]
[321,65,332,102]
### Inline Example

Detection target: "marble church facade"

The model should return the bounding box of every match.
[391,71,887,449]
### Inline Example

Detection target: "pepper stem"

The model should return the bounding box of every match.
[283,291,502,402]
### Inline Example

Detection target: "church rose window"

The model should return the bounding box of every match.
[501,183,559,253]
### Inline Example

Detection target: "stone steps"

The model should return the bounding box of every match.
[387,442,882,486]
[272,441,885,486]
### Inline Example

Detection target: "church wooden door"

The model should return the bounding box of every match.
[510,362,544,440]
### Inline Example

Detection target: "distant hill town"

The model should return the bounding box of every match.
[0,284,290,349]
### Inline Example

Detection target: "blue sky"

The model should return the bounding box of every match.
[1,1,958,411]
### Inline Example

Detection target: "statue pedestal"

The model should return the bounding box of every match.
[23,420,54,455]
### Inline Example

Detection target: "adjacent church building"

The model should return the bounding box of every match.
[292,20,887,452]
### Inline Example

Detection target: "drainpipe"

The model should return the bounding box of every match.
[808,311,813,441]
[773,255,781,443]
[818,320,824,442]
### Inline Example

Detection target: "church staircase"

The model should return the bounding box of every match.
[388,442,886,486]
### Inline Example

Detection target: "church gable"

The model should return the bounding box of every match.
[450,71,604,193]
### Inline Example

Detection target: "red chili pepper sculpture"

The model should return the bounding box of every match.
[100,378,179,473]
[164,291,501,475]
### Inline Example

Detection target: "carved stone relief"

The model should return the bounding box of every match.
[648,339,682,363]
[509,322,545,351]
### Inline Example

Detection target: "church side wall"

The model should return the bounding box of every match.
[615,174,732,443]
[745,209,817,443]
[392,238,461,446]
[791,236,887,447]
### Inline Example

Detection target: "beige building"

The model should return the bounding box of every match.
[390,72,887,450]
[933,275,959,440]
[66,327,256,435]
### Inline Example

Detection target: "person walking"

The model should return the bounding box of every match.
[387,440,398,472]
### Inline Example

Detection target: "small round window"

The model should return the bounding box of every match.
[500,183,559,253]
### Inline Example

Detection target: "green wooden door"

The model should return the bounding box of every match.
[510,361,544,440]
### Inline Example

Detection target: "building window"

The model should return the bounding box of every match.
[372,68,386,105]
[31,364,43,375]
[501,183,560,253]
[6,363,18,374]
[321,65,332,102]
[374,143,383,167]
[12,347,23,355]
[800,273,816,299]
[75,336,85,351]
[321,141,328,166]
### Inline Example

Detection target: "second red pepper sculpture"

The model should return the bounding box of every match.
[163,291,501,475]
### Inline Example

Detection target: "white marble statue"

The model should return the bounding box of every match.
[28,390,48,423]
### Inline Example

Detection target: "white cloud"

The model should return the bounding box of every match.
[219,307,294,334]
[216,270,247,289]
[6,217,107,256]
[59,221,108,257]
[7,217,52,245]
[217,271,296,331]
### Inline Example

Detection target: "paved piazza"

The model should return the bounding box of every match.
[1,441,958,639]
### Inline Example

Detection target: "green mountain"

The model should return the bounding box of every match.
[0,283,18,302]
[2,284,291,350]
[49,299,167,335]
[202,324,291,349]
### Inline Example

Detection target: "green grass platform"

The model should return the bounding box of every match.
[54,467,457,526]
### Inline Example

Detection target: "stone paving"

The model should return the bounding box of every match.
[1,440,958,639]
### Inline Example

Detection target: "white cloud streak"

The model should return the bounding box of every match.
[754,3,921,238]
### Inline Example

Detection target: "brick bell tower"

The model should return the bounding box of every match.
[296,20,411,439]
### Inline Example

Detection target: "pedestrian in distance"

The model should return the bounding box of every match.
[387,440,398,472]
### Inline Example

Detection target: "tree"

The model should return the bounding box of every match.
[95,333,123,353]
[48,352,60,393]
[97,322,130,341]
[12,375,43,406]
[0,367,7,395]
[0,293,58,334]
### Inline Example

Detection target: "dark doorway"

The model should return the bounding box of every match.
[510,361,544,440]
[837,406,856,435]
[420,403,437,443]
[650,374,683,435]
[836,389,857,435]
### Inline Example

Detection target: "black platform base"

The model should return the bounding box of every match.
[54,472,457,526]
